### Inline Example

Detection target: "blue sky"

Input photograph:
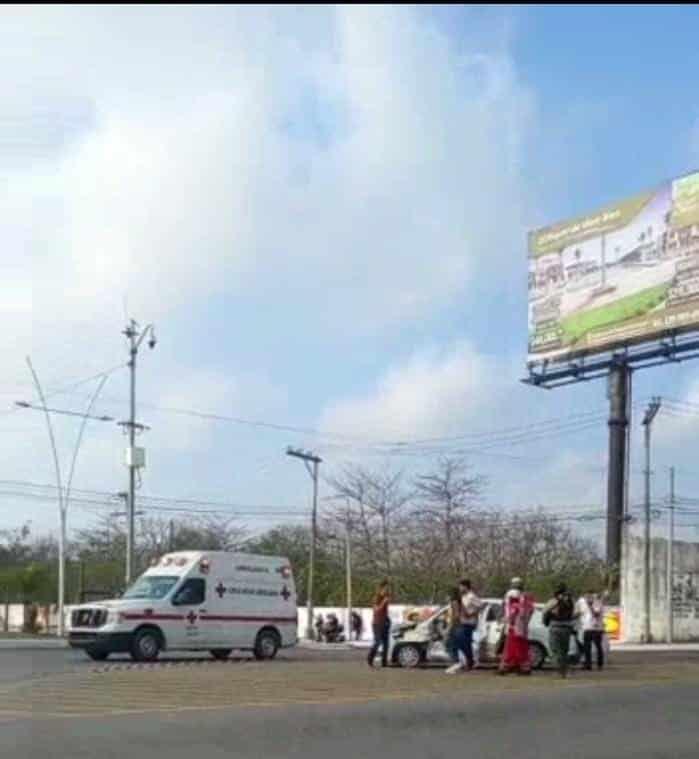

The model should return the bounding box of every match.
[2,5,699,547]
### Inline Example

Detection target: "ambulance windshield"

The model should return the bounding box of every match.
[123,575,180,600]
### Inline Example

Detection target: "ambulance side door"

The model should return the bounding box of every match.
[170,578,207,648]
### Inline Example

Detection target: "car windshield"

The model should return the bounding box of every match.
[122,575,180,600]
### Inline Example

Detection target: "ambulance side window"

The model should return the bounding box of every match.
[172,579,206,606]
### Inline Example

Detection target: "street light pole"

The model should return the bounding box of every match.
[21,362,113,637]
[642,396,661,643]
[286,447,322,640]
[122,319,156,586]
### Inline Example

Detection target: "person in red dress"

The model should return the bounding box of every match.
[498,577,534,675]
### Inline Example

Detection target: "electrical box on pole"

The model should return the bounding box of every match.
[125,446,146,469]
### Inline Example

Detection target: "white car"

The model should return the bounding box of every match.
[68,551,298,662]
[389,599,601,669]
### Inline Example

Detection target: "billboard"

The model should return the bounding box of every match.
[528,170,699,364]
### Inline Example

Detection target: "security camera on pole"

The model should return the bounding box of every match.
[120,319,156,587]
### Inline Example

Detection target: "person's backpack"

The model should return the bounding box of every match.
[557,592,575,622]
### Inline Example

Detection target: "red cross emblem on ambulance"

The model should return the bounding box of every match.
[186,610,198,625]
[280,585,291,601]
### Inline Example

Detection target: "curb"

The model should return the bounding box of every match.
[90,658,250,674]
[610,643,699,652]
[297,641,355,652]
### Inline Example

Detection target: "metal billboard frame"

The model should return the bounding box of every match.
[523,331,699,389]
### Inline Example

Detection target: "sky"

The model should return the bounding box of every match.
[2,5,699,548]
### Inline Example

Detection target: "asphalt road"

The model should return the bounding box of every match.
[2,648,698,758]
[0,644,359,684]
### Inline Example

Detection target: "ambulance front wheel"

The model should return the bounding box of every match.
[131,627,162,662]
[254,629,280,660]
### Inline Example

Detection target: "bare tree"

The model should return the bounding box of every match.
[410,456,486,576]
[327,464,413,578]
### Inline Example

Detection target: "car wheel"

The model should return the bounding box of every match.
[528,641,546,670]
[85,648,109,661]
[210,649,232,661]
[130,628,162,662]
[396,644,422,669]
[254,630,280,660]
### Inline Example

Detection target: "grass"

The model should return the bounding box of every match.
[560,283,670,345]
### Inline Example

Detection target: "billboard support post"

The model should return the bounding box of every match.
[606,363,630,571]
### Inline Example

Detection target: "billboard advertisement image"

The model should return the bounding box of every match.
[528,170,699,364]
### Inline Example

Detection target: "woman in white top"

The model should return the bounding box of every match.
[576,591,605,670]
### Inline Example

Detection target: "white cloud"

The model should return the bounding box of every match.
[6,6,535,337]
[318,340,500,441]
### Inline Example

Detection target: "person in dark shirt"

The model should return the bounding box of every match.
[351,611,363,641]
[543,583,579,678]
[368,579,391,668]
[314,614,325,643]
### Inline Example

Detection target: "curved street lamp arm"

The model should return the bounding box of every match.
[26,357,64,515]
[65,372,110,519]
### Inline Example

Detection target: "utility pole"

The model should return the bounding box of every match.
[169,519,175,552]
[286,447,322,640]
[667,467,675,643]
[642,396,661,643]
[121,319,156,586]
[345,498,352,640]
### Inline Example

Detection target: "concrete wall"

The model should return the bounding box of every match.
[0,604,27,633]
[622,536,699,642]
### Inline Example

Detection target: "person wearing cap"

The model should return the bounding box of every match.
[498,577,534,675]
[543,582,579,678]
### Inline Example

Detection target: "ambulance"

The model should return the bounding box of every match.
[68,551,298,662]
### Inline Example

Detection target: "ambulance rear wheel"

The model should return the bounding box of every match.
[131,628,162,662]
[210,649,232,660]
[254,629,280,660]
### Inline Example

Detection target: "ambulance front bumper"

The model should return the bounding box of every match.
[68,631,133,653]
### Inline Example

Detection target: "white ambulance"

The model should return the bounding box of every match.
[68,551,297,662]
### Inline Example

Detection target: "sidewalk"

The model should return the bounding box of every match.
[299,639,699,654]
[610,642,699,653]
[0,636,68,650]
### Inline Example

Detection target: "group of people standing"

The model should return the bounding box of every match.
[315,611,364,644]
[366,576,607,677]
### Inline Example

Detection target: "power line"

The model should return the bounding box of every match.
[0,364,126,417]
[0,479,312,514]
[0,488,310,520]
[42,384,646,450]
